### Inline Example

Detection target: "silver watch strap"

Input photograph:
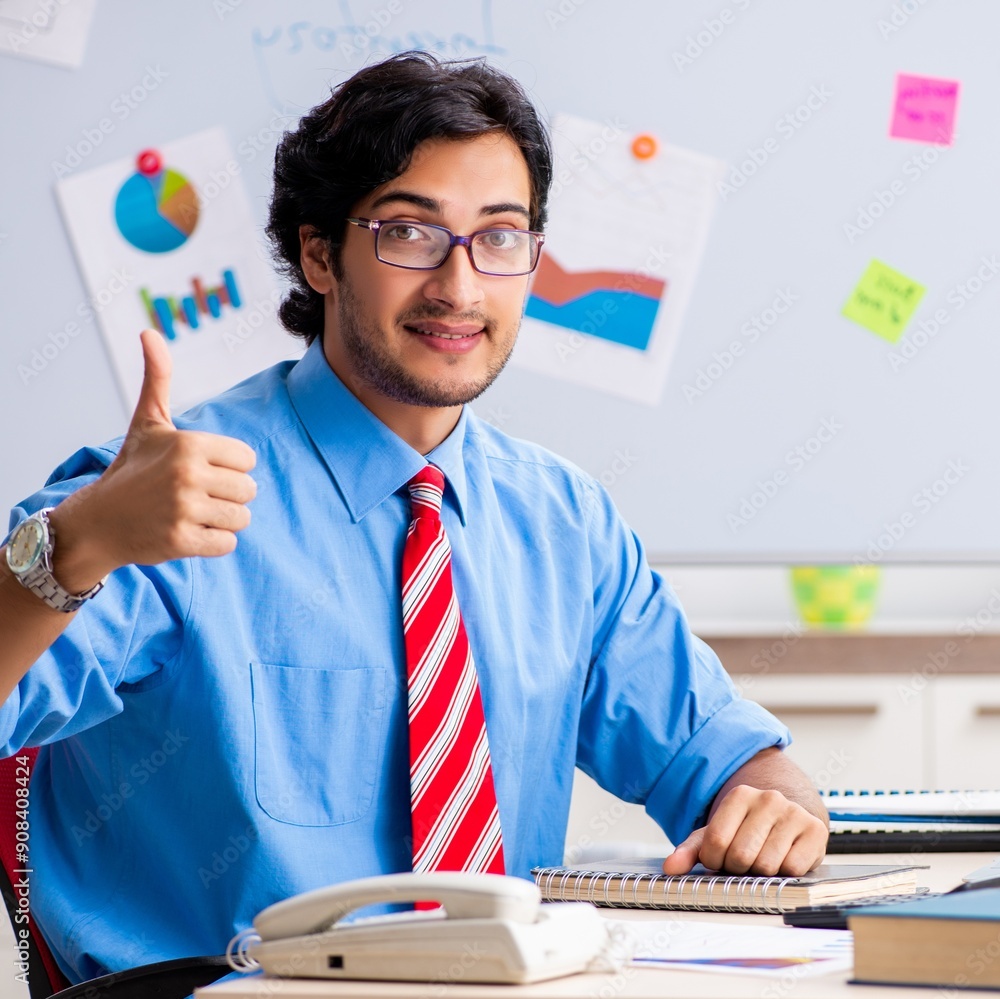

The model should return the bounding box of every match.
[19,508,107,613]
[22,565,105,613]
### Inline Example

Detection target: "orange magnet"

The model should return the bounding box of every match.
[631,134,658,160]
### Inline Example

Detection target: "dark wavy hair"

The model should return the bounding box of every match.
[266,51,553,345]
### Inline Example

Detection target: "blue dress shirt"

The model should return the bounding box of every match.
[2,341,789,982]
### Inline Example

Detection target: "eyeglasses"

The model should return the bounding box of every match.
[345,217,545,276]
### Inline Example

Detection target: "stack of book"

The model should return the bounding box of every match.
[822,789,1000,852]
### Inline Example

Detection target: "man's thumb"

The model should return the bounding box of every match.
[662,828,705,875]
[130,329,174,430]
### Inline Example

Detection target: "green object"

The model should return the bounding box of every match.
[790,565,881,627]
[842,259,925,343]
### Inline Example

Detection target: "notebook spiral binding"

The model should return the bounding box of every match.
[821,788,1000,801]
[534,868,795,914]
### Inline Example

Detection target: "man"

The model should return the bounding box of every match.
[0,52,827,983]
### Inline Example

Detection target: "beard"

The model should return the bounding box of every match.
[335,275,518,408]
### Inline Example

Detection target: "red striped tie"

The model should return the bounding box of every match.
[402,464,505,875]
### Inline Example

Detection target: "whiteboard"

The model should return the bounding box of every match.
[1,0,997,561]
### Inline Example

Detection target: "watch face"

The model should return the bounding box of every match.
[7,519,45,574]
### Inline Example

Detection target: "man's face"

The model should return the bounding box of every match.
[327,132,534,409]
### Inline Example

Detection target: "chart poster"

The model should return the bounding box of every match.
[512,113,725,406]
[55,127,300,414]
[0,0,96,69]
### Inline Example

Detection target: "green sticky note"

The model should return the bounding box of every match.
[842,259,926,343]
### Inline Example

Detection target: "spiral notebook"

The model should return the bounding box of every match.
[531,860,924,914]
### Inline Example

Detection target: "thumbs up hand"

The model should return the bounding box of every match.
[48,330,257,592]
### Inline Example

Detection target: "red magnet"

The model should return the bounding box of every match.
[136,149,162,175]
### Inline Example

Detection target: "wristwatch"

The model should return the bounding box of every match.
[5,508,107,612]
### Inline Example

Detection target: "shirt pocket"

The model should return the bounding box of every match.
[250,661,388,826]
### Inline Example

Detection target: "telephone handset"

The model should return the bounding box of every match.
[255,871,540,940]
[227,871,626,985]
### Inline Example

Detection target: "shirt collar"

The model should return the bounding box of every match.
[286,340,470,525]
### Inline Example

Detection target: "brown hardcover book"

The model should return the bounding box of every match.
[851,887,1000,988]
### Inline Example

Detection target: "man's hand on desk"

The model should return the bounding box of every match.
[662,747,830,877]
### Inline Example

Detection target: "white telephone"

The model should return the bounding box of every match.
[227,871,624,985]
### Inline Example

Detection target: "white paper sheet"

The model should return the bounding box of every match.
[55,126,301,414]
[615,919,853,978]
[0,0,96,68]
[512,113,724,407]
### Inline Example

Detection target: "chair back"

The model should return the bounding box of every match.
[0,748,71,998]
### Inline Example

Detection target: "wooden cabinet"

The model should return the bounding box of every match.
[929,677,1000,789]
[563,635,1000,860]
[744,675,926,790]
[709,633,1000,792]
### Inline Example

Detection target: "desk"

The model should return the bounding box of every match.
[196,853,995,998]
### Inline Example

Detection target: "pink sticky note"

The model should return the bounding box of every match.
[890,73,960,145]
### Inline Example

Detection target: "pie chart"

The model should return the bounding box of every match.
[114,149,199,253]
